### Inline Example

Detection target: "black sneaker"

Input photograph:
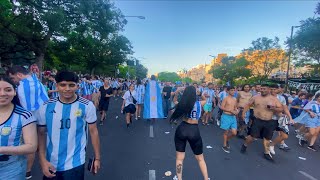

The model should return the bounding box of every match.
[307,145,317,152]
[240,144,247,154]
[264,153,274,162]
[299,138,307,147]
[26,171,32,179]
[222,146,230,153]
[126,123,130,128]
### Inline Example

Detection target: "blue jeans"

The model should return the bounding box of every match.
[0,155,27,180]
[162,98,171,117]
[43,164,84,180]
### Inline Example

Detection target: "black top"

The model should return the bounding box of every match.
[162,86,172,99]
[99,86,113,101]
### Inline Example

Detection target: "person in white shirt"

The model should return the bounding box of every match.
[121,84,137,128]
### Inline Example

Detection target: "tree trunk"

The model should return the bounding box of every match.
[91,67,95,75]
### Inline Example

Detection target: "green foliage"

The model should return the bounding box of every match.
[291,18,320,67]
[158,72,181,82]
[181,77,192,83]
[0,0,133,74]
[210,56,251,85]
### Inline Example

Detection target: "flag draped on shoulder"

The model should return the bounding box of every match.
[143,80,164,119]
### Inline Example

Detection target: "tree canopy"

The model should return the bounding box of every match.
[0,0,136,75]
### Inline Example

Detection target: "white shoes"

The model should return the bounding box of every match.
[269,145,275,155]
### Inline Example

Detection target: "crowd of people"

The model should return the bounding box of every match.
[0,64,319,180]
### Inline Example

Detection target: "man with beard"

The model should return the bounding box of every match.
[240,84,283,161]
[237,84,252,138]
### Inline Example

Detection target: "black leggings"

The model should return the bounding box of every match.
[174,121,203,155]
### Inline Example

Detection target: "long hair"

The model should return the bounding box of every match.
[170,86,197,121]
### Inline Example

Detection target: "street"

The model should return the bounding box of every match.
[32,97,320,180]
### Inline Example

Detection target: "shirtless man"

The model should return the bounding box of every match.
[220,87,238,153]
[237,84,253,138]
[240,84,283,161]
[269,84,294,154]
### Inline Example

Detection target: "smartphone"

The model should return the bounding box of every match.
[87,157,95,173]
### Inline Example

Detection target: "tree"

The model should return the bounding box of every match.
[157,72,181,82]
[289,4,320,73]
[0,0,131,72]
[241,37,286,82]
[210,56,251,85]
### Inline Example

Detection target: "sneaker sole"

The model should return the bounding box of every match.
[26,176,32,180]
[307,147,317,152]
[222,147,230,153]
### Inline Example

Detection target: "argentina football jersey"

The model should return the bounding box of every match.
[17,75,49,111]
[0,105,35,154]
[37,96,97,171]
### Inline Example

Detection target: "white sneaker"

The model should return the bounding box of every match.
[269,145,275,155]
[216,120,220,126]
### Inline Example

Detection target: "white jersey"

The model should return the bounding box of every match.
[37,96,97,171]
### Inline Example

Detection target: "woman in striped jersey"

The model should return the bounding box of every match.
[0,76,38,180]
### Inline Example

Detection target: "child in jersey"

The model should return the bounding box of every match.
[37,71,101,180]
[220,86,238,153]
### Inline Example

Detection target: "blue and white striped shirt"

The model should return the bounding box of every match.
[189,101,202,120]
[17,75,49,111]
[202,89,215,105]
[50,82,59,98]
[80,81,92,96]
[219,91,228,103]
[37,96,97,171]
[0,105,36,154]
[91,80,103,93]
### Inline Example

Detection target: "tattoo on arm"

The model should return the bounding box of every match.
[176,164,183,174]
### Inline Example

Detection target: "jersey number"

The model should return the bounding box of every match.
[60,118,71,129]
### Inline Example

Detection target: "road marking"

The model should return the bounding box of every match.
[150,125,154,138]
[149,170,156,180]
[299,171,318,180]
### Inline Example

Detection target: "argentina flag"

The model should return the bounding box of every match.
[143,80,164,119]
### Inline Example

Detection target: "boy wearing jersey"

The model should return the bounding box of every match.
[37,71,101,179]
[202,83,215,125]
[220,87,238,153]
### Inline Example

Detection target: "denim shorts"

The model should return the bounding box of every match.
[0,155,27,180]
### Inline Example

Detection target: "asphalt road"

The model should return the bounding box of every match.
[32,97,320,180]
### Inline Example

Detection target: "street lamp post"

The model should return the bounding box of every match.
[285,25,300,92]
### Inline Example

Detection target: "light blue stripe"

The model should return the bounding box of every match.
[156,82,164,118]
[143,83,151,118]
[57,104,71,171]
[1,117,13,146]
[72,103,85,167]
[22,80,32,111]
[13,115,22,146]
[196,101,201,120]
[46,103,56,162]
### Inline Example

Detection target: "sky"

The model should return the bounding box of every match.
[114,1,318,75]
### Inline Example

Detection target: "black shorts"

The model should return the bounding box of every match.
[99,100,110,111]
[250,117,277,140]
[123,104,136,114]
[174,121,203,155]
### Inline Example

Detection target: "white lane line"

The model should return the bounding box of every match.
[150,125,154,138]
[299,171,318,180]
[149,170,156,180]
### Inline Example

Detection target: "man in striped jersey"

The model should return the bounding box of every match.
[37,71,100,179]
[91,76,103,109]
[7,65,49,179]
